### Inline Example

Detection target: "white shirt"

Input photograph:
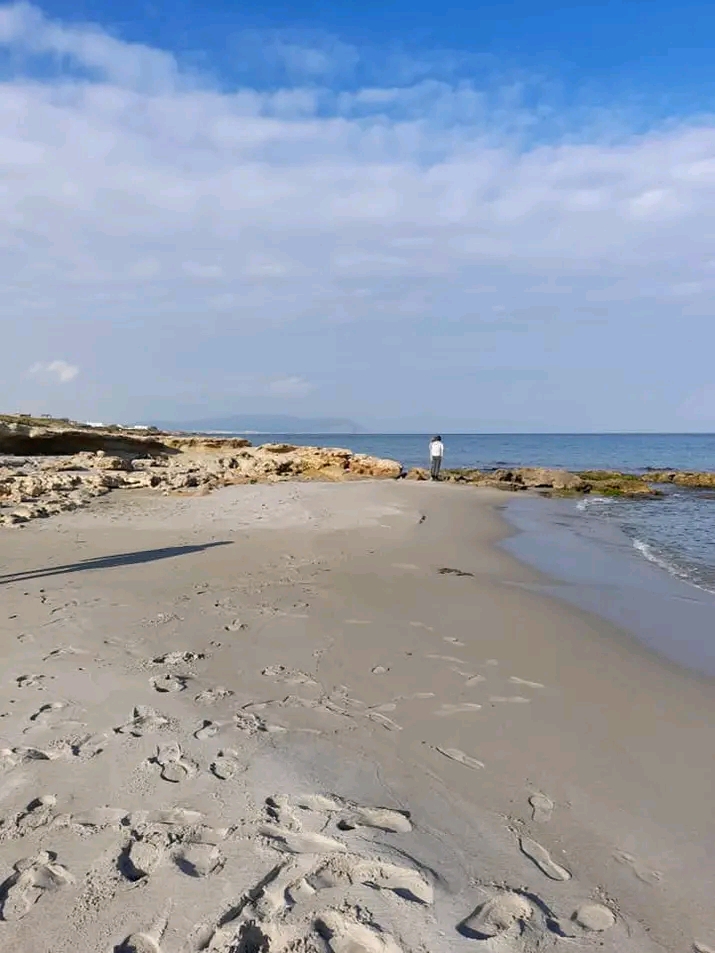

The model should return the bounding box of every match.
[430,440,444,458]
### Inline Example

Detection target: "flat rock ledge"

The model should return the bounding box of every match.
[407,466,715,497]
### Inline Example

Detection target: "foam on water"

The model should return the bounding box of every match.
[576,496,615,512]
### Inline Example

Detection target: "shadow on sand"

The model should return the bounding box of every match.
[0,541,233,585]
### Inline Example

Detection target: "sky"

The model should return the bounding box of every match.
[1,0,715,431]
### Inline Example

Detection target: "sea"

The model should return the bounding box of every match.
[237,432,715,674]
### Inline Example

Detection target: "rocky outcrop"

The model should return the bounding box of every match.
[489,468,587,491]
[0,419,252,457]
[648,471,715,488]
[415,467,660,497]
[575,471,659,497]
[0,421,172,457]
[0,442,402,526]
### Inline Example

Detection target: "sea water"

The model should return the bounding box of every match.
[239,432,715,600]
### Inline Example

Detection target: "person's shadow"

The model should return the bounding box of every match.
[0,540,233,585]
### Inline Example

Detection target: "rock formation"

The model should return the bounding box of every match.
[3,416,714,527]
[408,467,661,497]
[0,419,401,526]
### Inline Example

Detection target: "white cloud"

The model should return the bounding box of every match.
[1,3,715,426]
[0,0,179,89]
[29,360,79,383]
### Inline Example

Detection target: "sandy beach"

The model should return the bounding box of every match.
[0,479,713,953]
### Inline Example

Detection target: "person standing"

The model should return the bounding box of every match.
[429,435,444,480]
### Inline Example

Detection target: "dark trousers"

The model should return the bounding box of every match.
[430,456,442,479]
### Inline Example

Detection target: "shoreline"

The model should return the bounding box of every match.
[500,494,715,678]
[0,480,712,952]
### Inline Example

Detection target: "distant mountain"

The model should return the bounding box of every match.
[154,414,365,434]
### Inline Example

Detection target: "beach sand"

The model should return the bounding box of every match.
[0,480,712,952]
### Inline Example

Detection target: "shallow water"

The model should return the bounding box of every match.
[501,495,715,677]
[237,432,715,595]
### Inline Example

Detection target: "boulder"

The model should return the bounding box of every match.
[514,468,585,491]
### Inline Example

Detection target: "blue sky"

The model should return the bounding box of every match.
[2,0,715,431]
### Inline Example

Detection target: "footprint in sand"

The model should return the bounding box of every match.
[459,892,533,939]
[318,910,403,953]
[261,665,317,686]
[444,637,465,646]
[194,686,233,705]
[461,673,486,685]
[223,619,247,632]
[366,711,402,731]
[295,793,342,813]
[0,850,74,921]
[572,903,616,932]
[432,746,484,770]
[427,654,466,664]
[153,650,205,665]
[489,696,531,704]
[117,933,162,953]
[337,805,412,834]
[519,836,571,881]
[266,795,303,830]
[211,749,243,780]
[509,676,545,689]
[260,825,348,855]
[16,674,47,689]
[139,808,204,827]
[27,701,85,731]
[305,856,433,905]
[371,666,389,675]
[286,792,412,835]
[70,807,129,830]
[150,673,190,693]
[5,795,58,838]
[3,745,62,766]
[116,706,171,736]
[194,720,222,740]
[529,793,554,823]
[153,742,198,783]
[435,703,482,716]
[234,711,286,735]
[42,645,88,662]
[175,843,225,877]
[613,849,662,884]
[64,731,110,760]
[124,830,167,880]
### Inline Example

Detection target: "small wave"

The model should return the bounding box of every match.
[632,539,715,594]
[576,496,615,511]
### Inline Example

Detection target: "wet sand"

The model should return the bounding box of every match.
[0,480,713,952]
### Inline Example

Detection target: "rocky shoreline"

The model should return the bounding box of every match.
[0,419,401,526]
[2,417,714,526]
